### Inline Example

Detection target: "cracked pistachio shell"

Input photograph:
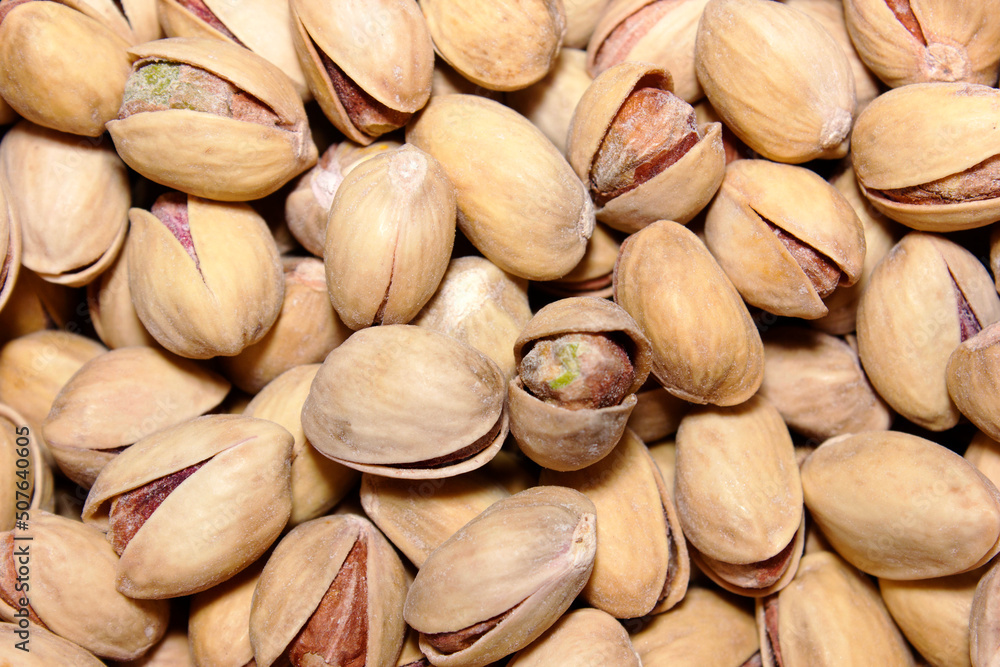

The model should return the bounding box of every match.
[87,240,159,349]
[0,623,105,667]
[42,346,229,488]
[758,551,914,667]
[325,144,456,330]
[675,396,804,597]
[587,0,710,102]
[541,429,689,618]
[302,325,507,479]
[948,321,1000,442]
[0,121,129,286]
[189,562,261,667]
[406,94,594,281]
[852,83,1000,231]
[244,364,358,527]
[880,568,979,667]
[509,296,652,471]
[508,608,639,667]
[0,1,132,137]
[404,486,597,667]
[844,0,1000,88]
[412,256,532,381]
[82,415,293,598]
[801,431,1000,579]
[972,558,1000,667]
[127,194,285,360]
[695,0,856,163]
[856,232,1000,431]
[704,160,865,319]
[760,328,891,441]
[107,38,318,201]
[568,61,724,232]
[158,0,307,99]
[360,470,510,568]
[250,514,408,667]
[630,586,759,667]
[613,220,764,406]
[0,511,169,661]
[0,171,20,313]
[0,404,53,530]
[291,0,433,144]
[420,0,566,92]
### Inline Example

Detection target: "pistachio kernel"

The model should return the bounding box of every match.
[151,192,200,271]
[762,594,783,667]
[765,219,842,299]
[313,43,409,138]
[520,332,635,410]
[954,273,983,341]
[886,0,925,44]
[875,153,1000,205]
[424,604,519,655]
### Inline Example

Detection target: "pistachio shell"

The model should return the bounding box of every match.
[541,222,619,299]
[972,558,1000,667]
[0,269,78,347]
[801,431,1000,579]
[0,404,54,530]
[87,241,159,349]
[507,608,640,667]
[965,430,1000,492]
[188,562,261,667]
[0,168,20,313]
[626,384,688,444]
[507,48,593,155]
[947,322,1000,442]
[0,623,106,666]
[563,0,610,49]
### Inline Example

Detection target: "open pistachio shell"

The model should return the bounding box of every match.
[541,429,689,617]
[509,296,651,471]
[508,608,640,666]
[189,562,261,667]
[0,511,169,660]
[0,623,106,666]
[302,325,507,478]
[857,232,1000,430]
[82,414,293,598]
[406,94,594,281]
[250,514,408,667]
[852,83,1000,231]
[107,37,318,201]
[613,219,764,406]
[801,431,1000,579]
[404,486,597,666]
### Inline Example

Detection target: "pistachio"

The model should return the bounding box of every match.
[0,168,20,313]
[540,222,620,299]
[507,48,593,155]
[507,608,640,667]
[189,562,262,667]
[404,486,597,666]
[966,430,1000,491]
[947,321,1000,442]
[563,0,611,49]
[625,381,688,444]
[249,514,408,667]
[87,241,159,350]
[972,558,1000,667]
[568,61,724,232]
[0,269,78,346]
[520,333,632,409]
[695,0,856,163]
[0,623,106,666]
[0,404,53,529]
[107,37,317,201]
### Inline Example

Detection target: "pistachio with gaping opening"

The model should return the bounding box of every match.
[520,333,633,410]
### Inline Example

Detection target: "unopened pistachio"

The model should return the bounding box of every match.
[972,557,1000,667]
[189,562,262,667]
[508,608,640,667]
[87,241,159,350]
[0,623,106,666]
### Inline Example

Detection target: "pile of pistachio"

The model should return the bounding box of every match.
[2,0,1000,664]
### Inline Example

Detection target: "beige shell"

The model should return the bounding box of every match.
[106,38,318,201]
[0,121,129,286]
[189,562,262,667]
[966,430,1000,493]
[406,94,594,281]
[626,384,688,444]
[82,415,293,598]
[404,486,597,667]
[852,83,1000,231]
[507,608,640,666]
[62,0,160,45]
[568,61,725,232]
[507,48,593,155]
[695,0,856,163]
[540,222,619,299]
[249,514,408,667]
[972,557,1000,667]
[857,232,1000,431]
[844,0,1000,88]
[325,144,456,330]
[563,0,610,49]
[801,431,1000,579]
[0,404,54,530]
[540,429,689,617]
[87,240,159,349]
[420,0,566,92]
[0,170,20,314]
[613,219,764,406]
[675,395,804,597]
[0,270,79,346]
[704,159,865,319]
[0,2,132,137]
[127,194,285,360]
[947,322,1000,443]
[302,325,507,478]
[0,623,107,666]
[243,364,358,527]
[508,296,652,471]
[0,511,169,660]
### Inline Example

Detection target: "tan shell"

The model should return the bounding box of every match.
[509,296,652,471]
[0,270,79,346]
[507,48,593,155]
[972,557,1000,667]
[857,232,1000,431]
[63,0,160,45]
[540,222,619,299]
[613,219,764,406]
[0,511,169,660]
[106,38,318,201]
[302,325,507,478]
[947,322,1000,442]
[0,168,20,313]
[0,121,129,286]
[0,623,106,666]
[0,2,132,137]
[507,608,640,666]
[852,83,1000,231]
[966,430,1000,492]
[0,404,54,530]
[249,514,407,667]
[404,486,597,667]
[704,159,865,319]
[406,94,594,281]
[758,551,914,667]
[87,240,159,349]
[801,431,1000,579]
[127,195,285,360]
[563,0,610,48]
[626,384,688,444]
[540,429,689,617]
[420,0,566,92]
[695,0,856,163]
[568,61,724,232]
[82,415,293,598]
[188,562,262,667]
